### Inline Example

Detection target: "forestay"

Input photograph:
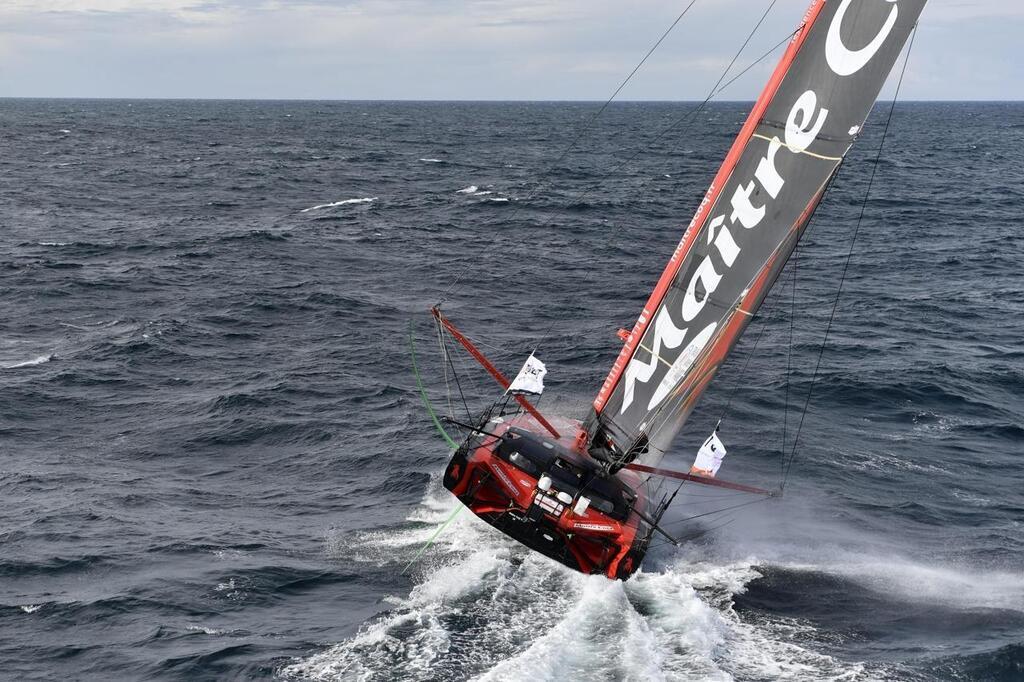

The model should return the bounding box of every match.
[588,0,927,464]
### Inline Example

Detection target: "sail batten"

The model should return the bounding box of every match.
[589,0,926,464]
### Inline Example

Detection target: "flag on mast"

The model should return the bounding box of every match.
[690,431,727,478]
[508,354,546,396]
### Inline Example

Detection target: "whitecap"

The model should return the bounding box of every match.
[186,625,224,635]
[38,241,70,246]
[300,197,378,213]
[286,475,864,682]
[419,158,443,163]
[456,185,478,194]
[6,355,53,369]
[20,605,42,614]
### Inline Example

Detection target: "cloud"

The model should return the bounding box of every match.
[924,1,1024,21]
[0,0,1020,100]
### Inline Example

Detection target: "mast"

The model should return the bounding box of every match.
[588,0,927,464]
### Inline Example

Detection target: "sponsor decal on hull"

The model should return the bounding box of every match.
[572,522,617,533]
[492,463,520,495]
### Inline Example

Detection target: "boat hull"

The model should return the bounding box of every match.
[443,415,653,580]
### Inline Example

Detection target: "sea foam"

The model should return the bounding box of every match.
[300,198,378,213]
[6,355,54,369]
[284,476,863,681]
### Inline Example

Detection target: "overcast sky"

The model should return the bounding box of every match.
[1,1,1020,100]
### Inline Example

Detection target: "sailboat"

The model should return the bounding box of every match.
[423,0,927,580]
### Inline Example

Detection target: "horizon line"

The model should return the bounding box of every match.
[0,96,1021,104]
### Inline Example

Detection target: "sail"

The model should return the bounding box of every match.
[588,0,926,464]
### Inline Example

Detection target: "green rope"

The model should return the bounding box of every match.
[401,503,465,575]
[404,320,466,575]
[409,320,459,450]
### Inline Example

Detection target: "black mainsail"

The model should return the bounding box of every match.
[588,0,927,465]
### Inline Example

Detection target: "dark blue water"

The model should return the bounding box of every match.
[0,99,1021,681]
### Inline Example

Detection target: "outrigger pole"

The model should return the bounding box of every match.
[431,306,561,439]
[624,463,776,497]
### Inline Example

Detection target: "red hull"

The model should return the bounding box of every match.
[443,414,654,580]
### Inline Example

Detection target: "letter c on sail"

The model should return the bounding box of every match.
[826,0,899,77]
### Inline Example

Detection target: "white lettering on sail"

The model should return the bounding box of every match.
[682,257,722,322]
[826,0,899,77]
[711,217,740,267]
[730,181,766,229]
[755,137,785,199]
[786,90,829,152]
[620,307,687,411]
[647,323,718,411]
[618,84,831,416]
[612,0,912,425]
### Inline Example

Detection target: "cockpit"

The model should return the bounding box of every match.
[494,427,635,520]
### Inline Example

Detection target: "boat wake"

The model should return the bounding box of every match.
[283,478,867,681]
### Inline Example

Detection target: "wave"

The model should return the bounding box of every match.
[926,643,1024,680]
[283,478,864,681]
[457,186,498,198]
[300,198,378,213]
[5,354,54,369]
[185,625,225,636]
[786,556,1024,614]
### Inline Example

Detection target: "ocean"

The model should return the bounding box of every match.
[0,99,1021,681]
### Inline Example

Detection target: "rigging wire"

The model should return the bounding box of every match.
[445,342,474,422]
[661,495,772,529]
[781,25,919,491]
[635,143,850,491]
[436,318,455,418]
[609,153,840,476]
[782,241,798,479]
[436,0,703,306]
[716,260,798,427]
[410,322,461,450]
[672,490,759,502]
[427,14,796,474]
[499,1,789,477]
[648,513,739,551]
[528,0,787,360]
[439,3,791,314]
[429,23,798,432]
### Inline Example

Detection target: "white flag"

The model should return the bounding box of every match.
[690,431,727,478]
[508,354,546,396]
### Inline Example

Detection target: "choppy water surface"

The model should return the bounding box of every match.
[0,99,1022,681]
